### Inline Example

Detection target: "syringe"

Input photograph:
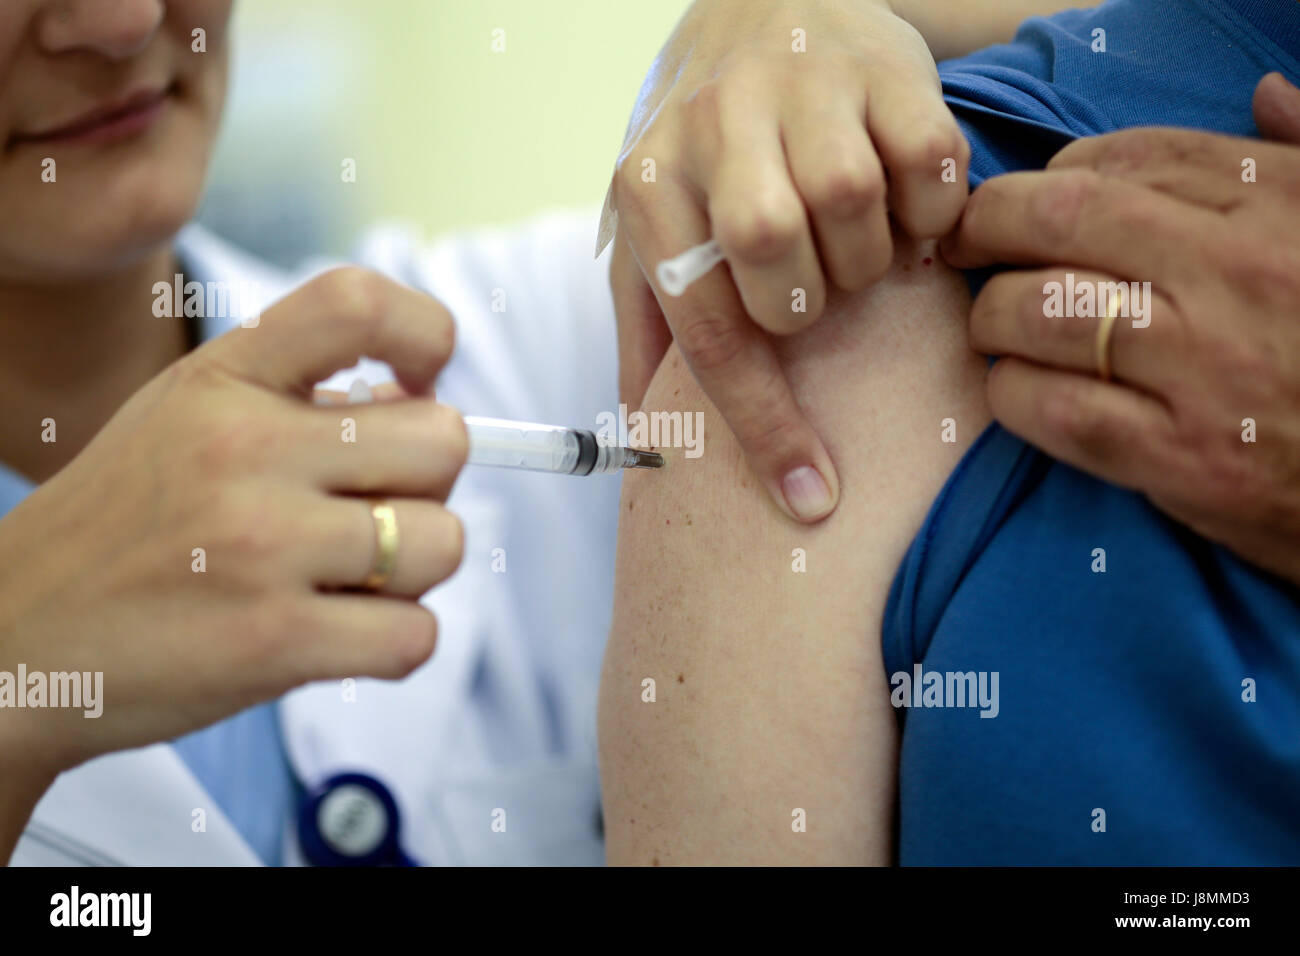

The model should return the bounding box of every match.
[464,416,663,476]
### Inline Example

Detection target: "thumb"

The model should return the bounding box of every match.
[1254,72,1300,144]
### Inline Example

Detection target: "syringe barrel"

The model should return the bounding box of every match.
[464,416,585,474]
[464,416,633,475]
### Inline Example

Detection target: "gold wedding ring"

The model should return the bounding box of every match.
[363,500,399,591]
[1095,289,1123,383]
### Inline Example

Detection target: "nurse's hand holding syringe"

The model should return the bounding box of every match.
[0,268,471,863]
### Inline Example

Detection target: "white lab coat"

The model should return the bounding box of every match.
[11,209,622,866]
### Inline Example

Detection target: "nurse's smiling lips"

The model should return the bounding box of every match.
[10,83,174,149]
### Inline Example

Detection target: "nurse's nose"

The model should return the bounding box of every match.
[38,0,165,60]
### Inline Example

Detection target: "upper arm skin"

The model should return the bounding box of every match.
[597,237,991,865]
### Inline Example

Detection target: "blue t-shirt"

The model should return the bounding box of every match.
[884,0,1300,865]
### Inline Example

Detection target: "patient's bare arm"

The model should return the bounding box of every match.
[598,237,989,865]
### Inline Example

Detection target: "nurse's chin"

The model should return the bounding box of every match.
[1,130,219,280]
[0,190,205,284]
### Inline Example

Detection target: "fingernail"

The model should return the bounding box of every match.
[782,466,833,520]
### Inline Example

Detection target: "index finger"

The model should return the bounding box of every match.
[674,289,841,523]
[210,267,455,399]
[939,167,1217,285]
[1046,125,1274,210]
[619,184,839,522]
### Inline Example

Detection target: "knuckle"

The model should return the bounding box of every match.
[1095,129,1162,172]
[1220,242,1300,308]
[319,266,390,323]
[1042,378,1105,443]
[1031,282,1087,348]
[716,195,804,264]
[676,314,748,372]
[742,408,805,462]
[1123,193,1175,240]
[720,55,769,96]
[683,79,723,127]
[196,415,264,475]
[316,267,392,353]
[1217,337,1277,386]
[804,155,884,217]
[895,124,967,175]
[1030,169,1103,248]
[215,488,284,565]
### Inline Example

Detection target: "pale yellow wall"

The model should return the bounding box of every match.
[213,0,691,250]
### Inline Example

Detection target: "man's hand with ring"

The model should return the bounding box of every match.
[942,73,1300,586]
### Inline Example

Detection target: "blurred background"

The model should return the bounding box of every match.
[198,0,693,267]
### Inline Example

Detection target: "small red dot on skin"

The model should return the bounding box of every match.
[923,257,933,266]
[666,519,670,525]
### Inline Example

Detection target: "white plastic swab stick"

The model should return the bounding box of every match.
[655,239,725,297]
